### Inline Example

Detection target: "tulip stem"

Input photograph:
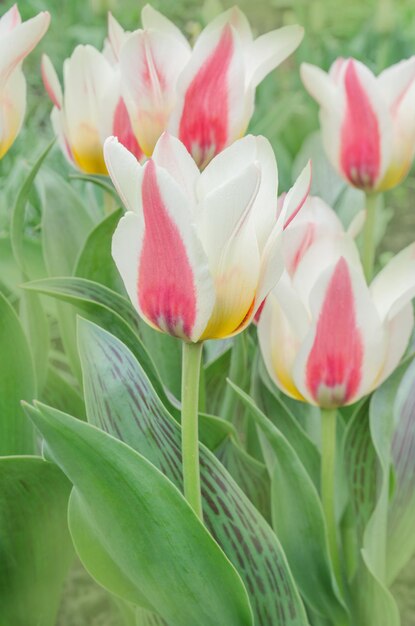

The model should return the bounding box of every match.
[362,192,379,282]
[321,408,342,590]
[181,341,204,521]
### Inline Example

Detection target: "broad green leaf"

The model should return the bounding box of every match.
[0,456,73,626]
[230,382,348,624]
[75,207,125,294]
[343,400,376,549]
[40,169,95,379]
[77,319,309,626]
[387,357,415,582]
[0,292,35,455]
[136,607,168,625]
[25,402,254,626]
[349,366,407,626]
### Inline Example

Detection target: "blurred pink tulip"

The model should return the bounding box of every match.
[0,4,50,159]
[258,229,415,408]
[104,132,311,341]
[301,57,415,191]
[43,5,303,173]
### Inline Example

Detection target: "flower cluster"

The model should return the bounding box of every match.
[42,5,303,173]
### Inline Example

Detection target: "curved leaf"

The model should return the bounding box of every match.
[25,402,254,626]
[387,357,415,582]
[0,456,72,626]
[77,318,309,626]
[230,381,348,624]
[0,292,35,455]
[75,207,125,293]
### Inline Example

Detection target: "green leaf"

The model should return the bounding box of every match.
[254,359,321,488]
[25,402,254,626]
[216,437,271,521]
[204,344,232,415]
[10,139,54,275]
[0,456,73,626]
[40,169,95,379]
[75,207,125,294]
[41,365,86,421]
[387,357,415,582]
[77,318,308,626]
[230,381,348,624]
[137,323,182,399]
[348,365,407,626]
[0,292,35,455]
[22,277,173,416]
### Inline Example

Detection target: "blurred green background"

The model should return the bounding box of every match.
[1,0,414,623]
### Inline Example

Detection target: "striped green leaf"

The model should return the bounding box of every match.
[77,318,308,626]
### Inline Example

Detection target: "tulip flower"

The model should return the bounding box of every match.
[301,57,415,192]
[42,43,144,175]
[128,5,304,167]
[258,235,415,409]
[105,132,311,343]
[105,130,310,520]
[0,4,50,159]
[41,12,145,175]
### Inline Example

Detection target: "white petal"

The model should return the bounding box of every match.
[104,136,143,213]
[370,242,415,321]
[41,54,62,109]
[0,67,25,158]
[152,132,200,204]
[247,25,304,88]
[376,304,414,386]
[141,4,190,50]
[0,11,50,83]
[120,28,190,155]
[258,289,308,400]
[277,160,311,230]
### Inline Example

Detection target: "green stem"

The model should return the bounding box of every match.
[362,192,379,282]
[181,341,204,521]
[321,408,342,590]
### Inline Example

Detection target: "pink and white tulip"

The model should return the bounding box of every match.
[258,230,415,408]
[167,7,304,168]
[0,4,50,159]
[301,57,415,191]
[41,18,144,176]
[105,132,311,342]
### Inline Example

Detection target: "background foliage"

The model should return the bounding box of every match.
[1,0,415,623]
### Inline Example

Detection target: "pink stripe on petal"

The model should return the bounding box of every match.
[288,223,316,275]
[306,258,363,407]
[138,160,197,339]
[113,98,144,162]
[340,61,381,189]
[41,62,61,109]
[179,25,234,168]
